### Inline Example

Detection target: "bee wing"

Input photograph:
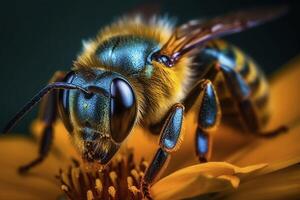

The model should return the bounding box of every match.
[157,6,288,65]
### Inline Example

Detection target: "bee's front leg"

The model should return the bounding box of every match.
[142,104,184,199]
[184,79,221,162]
[18,71,66,174]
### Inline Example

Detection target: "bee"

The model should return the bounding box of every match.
[3,6,287,198]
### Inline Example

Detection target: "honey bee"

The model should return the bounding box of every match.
[3,6,287,198]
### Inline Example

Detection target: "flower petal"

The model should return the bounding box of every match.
[226,123,300,175]
[0,189,43,200]
[217,175,240,189]
[216,164,300,200]
[267,55,300,128]
[0,136,63,199]
[151,162,267,200]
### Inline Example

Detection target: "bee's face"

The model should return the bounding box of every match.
[58,69,137,164]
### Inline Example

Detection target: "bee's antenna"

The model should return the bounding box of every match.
[3,82,90,134]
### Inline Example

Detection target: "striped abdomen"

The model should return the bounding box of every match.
[200,40,270,131]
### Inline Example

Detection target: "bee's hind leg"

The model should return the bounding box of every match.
[18,71,66,174]
[218,64,288,136]
[141,104,184,199]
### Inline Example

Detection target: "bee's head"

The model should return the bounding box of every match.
[58,69,137,164]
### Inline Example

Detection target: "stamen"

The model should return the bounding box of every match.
[61,171,71,187]
[129,186,140,194]
[57,150,147,199]
[127,176,133,187]
[61,185,69,192]
[108,186,116,198]
[95,179,103,194]
[129,186,143,199]
[87,190,94,200]
[130,169,140,183]
[109,171,118,187]
[71,167,81,194]
[140,161,149,171]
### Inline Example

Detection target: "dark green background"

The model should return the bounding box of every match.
[0,0,299,134]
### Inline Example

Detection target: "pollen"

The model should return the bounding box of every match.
[57,150,148,200]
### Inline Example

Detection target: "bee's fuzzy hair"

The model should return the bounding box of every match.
[75,15,194,126]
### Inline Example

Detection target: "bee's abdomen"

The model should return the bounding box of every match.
[201,40,270,130]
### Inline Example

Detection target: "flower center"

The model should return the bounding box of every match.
[57,150,149,200]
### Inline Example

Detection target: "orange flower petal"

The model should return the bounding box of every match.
[216,164,300,200]
[0,136,63,199]
[267,55,300,128]
[0,169,61,200]
[0,189,46,200]
[151,162,267,200]
[0,136,69,173]
[226,123,300,175]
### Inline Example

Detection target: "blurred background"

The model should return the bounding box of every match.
[0,0,299,134]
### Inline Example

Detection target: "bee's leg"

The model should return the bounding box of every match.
[142,104,184,199]
[18,71,66,174]
[186,79,221,162]
[218,64,287,135]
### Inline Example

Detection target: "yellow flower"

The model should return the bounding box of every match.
[1,56,300,200]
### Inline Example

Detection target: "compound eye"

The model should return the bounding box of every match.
[110,78,137,143]
[58,71,75,133]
